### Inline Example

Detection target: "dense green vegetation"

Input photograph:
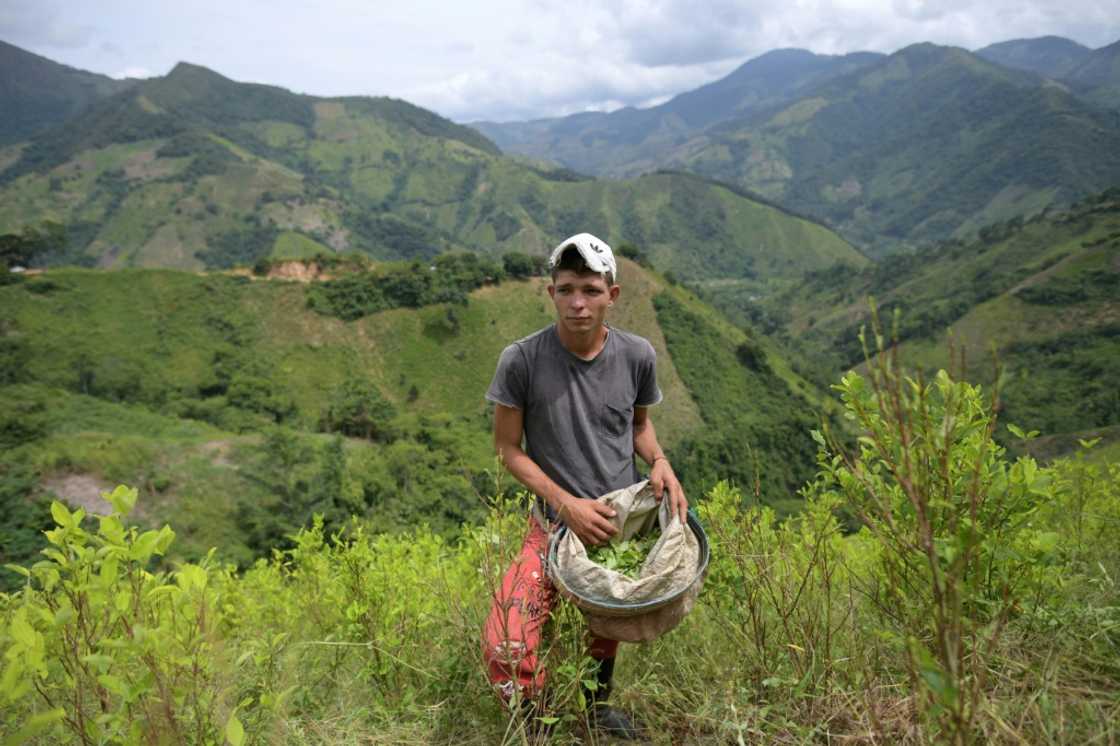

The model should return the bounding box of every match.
[653,291,820,515]
[2,352,1116,744]
[0,267,511,583]
[720,190,1120,458]
[306,252,505,320]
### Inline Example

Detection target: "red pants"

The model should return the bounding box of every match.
[482,519,619,702]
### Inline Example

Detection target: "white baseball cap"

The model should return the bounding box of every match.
[548,233,618,282]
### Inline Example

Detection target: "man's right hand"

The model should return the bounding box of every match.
[559,496,619,546]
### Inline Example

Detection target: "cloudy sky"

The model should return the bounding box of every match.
[3,0,1119,122]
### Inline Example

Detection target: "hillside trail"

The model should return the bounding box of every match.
[1007,248,1092,295]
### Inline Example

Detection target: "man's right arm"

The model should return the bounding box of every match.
[493,403,618,545]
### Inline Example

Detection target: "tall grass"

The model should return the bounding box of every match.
[2,351,1119,744]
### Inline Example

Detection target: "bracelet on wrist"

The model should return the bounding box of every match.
[652,455,668,466]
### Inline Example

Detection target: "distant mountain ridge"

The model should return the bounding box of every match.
[477,39,1120,255]
[473,48,885,179]
[975,36,1120,110]
[0,40,136,146]
[1062,40,1120,109]
[0,47,862,283]
[974,36,1091,78]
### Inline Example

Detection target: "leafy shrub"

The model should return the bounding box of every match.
[0,396,48,450]
[226,373,295,423]
[3,424,1119,743]
[0,336,30,385]
[0,460,51,592]
[0,488,209,743]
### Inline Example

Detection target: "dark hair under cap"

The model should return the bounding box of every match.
[551,245,615,286]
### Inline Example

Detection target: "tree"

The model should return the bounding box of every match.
[0,223,65,269]
[502,252,545,279]
[320,378,397,440]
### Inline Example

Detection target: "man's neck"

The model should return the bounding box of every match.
[556,322,608,361]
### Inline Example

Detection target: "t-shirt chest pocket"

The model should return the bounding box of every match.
[599,400,633,440]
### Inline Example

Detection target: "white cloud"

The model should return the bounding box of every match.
[0,0,93,49]
[111,66,154,80]
[1,0,1117,122]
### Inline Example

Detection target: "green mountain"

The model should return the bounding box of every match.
[749,188,1120,457]
[0,54,861,284]
[475,42,1120,256]
[1,257,830,571]
[473,49,884,179]
[974,36,1091,78]
[1063,40,1120,109]
[0,39,136,146]
[665,43,1120,254]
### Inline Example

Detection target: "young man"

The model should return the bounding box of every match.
[482,232,687,739]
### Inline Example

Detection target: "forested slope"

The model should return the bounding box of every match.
[749,189,1120,456]
[0,257,826,582]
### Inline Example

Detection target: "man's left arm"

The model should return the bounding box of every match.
[633,406,688,524]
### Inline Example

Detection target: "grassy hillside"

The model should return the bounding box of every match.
[751,189,1120,456]
[0,57,862,283]
[0,257,830,581]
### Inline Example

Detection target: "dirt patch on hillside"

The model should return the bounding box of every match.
[267,261,329,282]
[0,144,25,172]
[200,439,236,466]
[123,148,178,180]
[42,474,115,516]
[325,228,350,250]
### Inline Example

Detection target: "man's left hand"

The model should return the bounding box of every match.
[650,459,688,525]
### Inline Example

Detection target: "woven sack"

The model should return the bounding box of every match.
[548,480,708,642]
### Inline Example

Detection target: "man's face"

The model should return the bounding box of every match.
[548,270,620,334]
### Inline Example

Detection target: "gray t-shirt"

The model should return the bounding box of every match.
[486,324,662,519]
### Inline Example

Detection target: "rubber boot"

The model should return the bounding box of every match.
[584,657,641,741]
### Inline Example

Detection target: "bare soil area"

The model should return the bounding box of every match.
[267,261,328,282]
[42,474,115,516]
